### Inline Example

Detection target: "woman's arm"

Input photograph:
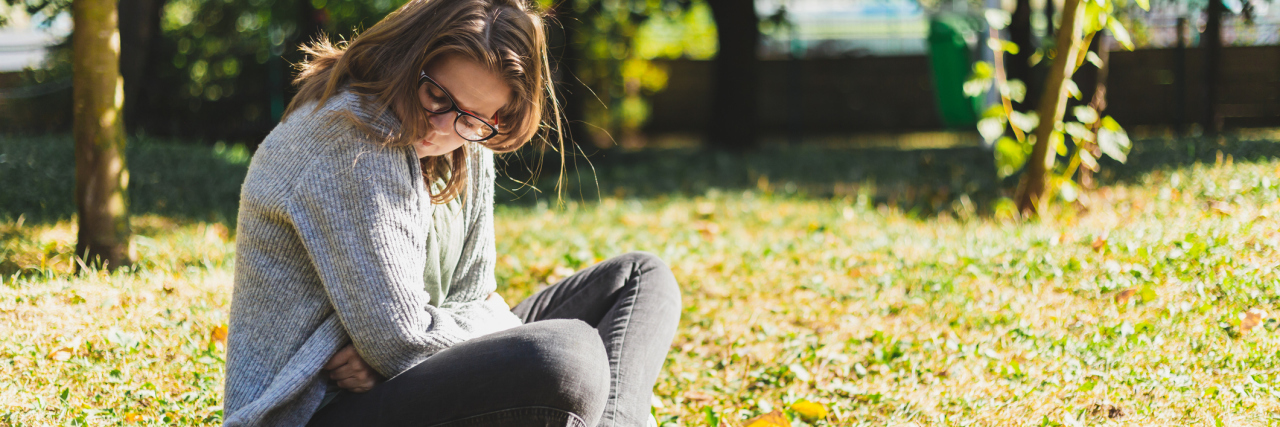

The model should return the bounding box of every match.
[287,138,472,378]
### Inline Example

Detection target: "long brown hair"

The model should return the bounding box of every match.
[283,0,560,203]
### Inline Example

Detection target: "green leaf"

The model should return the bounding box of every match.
[1085,51,1103,68]
[1073,105,1099,124]
[1097,128,1131,163]
[1064,121,1094,142]
[985,8,1013,30]
[965,62,995,97]
[1079,147,1099,171]
[1099,115,1123,131]
[995,137,1028,178]
[978,117,1007,143]
[1003,40,1020,55]
[1009,110,1039,133]
[970,61,994,80]
[1108,19,1135,50]
[1059,180,1078,202]
[1064,80,1082,100]
[981,104,1006,119]
[965,78,993,98]
[1006,79,1027,103]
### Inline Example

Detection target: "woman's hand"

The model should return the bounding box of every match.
[323,345,383,393]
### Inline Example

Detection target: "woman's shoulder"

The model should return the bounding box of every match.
[246,88,419,200]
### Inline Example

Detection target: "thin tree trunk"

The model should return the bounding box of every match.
[1202,0,1224,134]
[1016,0,1086,215]
[705,0,760,151]
[73,0,133,270]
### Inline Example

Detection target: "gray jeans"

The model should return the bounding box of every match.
[306,252,682,427]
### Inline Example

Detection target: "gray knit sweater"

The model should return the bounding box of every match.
[224,88,521,426]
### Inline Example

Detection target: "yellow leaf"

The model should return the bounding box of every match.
[210,324,229,344]
[124,412,142,422]
[1113,289,1136,305]
[1241,308,1267,333]
[790,400,828,421]
[683,390,714,403]
[1091,235,1107,252]
[743,409,791,427]
[46,347,73,362]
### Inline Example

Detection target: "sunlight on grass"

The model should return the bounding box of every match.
[2,155,1278,425]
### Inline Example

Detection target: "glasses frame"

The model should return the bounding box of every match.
[417,71,501,142]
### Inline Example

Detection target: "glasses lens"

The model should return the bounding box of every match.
[456,114,496,141]
[420,79,451,114]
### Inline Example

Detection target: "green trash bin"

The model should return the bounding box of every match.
[927,14,981,129]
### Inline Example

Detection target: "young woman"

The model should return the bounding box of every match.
[223,0,682,426]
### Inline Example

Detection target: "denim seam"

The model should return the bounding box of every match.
[424,406,587,427]
[604,259,645,427]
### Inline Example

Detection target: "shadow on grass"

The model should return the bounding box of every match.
[495,144,1006,217]
[3,132,1277,226]
[1097,133,1280,184]
[0,134,250,226]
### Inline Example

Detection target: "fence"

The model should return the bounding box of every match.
[644,45,1280,136]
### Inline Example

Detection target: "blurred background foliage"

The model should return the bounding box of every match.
[0,0,718,143]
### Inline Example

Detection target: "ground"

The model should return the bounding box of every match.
[0,135,1278,426]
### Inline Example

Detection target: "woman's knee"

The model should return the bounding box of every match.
[618,251,681,306]
[512,319,610,423]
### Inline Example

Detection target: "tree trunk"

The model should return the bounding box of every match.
[1007,0,1035,110]
[1015,0,1086,215]
[117,0,165,134]
[1202,0,1224,134]
[705,0,760,151]
[73,0,133,270]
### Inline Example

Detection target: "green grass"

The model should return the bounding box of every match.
[1,133,1279,425]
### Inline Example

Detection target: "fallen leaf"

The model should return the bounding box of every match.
[1091,235,1107,252]
[1114,289,1136,305]
[1208,200,1233,216]
[684,391,714,403]
[743,409,791,427]
[1241,308,1267,333]
[46,347,73,362]
[695,221,721,239]
[790,399,828,421]
[210,324,229,344]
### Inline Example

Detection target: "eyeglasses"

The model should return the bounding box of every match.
[418,71,500,142]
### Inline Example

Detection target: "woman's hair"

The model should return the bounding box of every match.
[283,0,560,203]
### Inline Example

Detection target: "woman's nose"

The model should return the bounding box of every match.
[427,113,454,137]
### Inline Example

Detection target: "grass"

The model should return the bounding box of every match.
[1,133,1278,425]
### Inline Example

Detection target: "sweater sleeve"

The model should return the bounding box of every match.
[439,144,523,335]
[286,137,472,378]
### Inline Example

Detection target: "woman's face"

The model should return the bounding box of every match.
[414,53,512,158]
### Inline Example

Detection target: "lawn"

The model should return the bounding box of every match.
[1,134,1278,426]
